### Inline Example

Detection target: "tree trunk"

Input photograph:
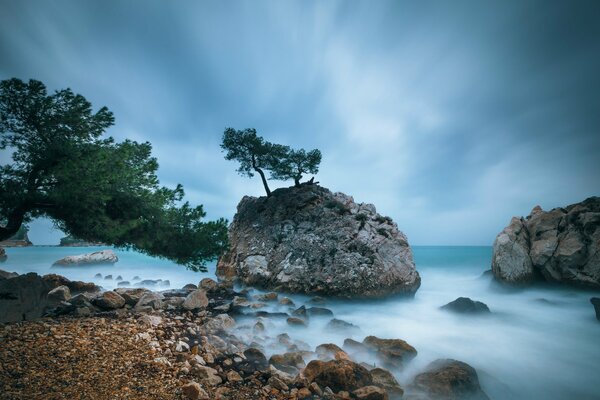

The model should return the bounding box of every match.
[255,167,271,197]
[294,177,301,187]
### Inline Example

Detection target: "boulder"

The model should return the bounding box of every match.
[52,249,118,266]
[199,278,218,292]
[134,292,164,311]
[0,272,52,323]
[93,291,126,310]
[269,352,306,375]
[47,285,71,302]
[182,289,209,310]
[363,336,417,368]
[303,359,373,393]
[182,381,209,400]
[409,359,489,400]
[371,367,404,397]
[287,317,307,327]
[0,248,6,262]
[441,298,490,314]
[114,288,150,306]
[203,314,236,332]
[42,274,100,293]
[307,306,334,317]
[492,197,600,287]
[316,343,348,361]
[216,185,420,298]
[238,348,268,374]
[591,297,600,321]
[353,386,389,400]
[0,268,18,280]
[326,318,361,333]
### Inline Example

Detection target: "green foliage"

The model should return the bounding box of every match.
[374,215,393,225]
[324,199,350,215]
[355,213,368,229]
[377,227,389,238]
[0,78,228,271]
[221,127,321,195]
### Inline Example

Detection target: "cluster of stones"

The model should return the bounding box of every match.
[0,270,490,399]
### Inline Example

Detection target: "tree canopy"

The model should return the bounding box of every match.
[0,78,227,271]
[221,127,321,196]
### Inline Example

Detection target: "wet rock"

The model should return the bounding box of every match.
[363,336,417,368]
[409,359,489,400]
[279,296,294,306]
[116,275,123,281]
[137,279,160,286]
[203,314,236,332]
[42,274,100,293]
[292,305,308,319]
[344,338,368,353]
[0,269,18,280]
[117,280,130,286]
[269,352,306,374]
[303,359,373,392]
[53,249,118,266]
[492,198,600,287]
[316,343,347,360]
[0,248,6,262]
[183,283,198,291]
[256,292,278,302]
[441,298,490,314]
[93,291,126,310]
[216,184,421,297]
[591,297,600,321]
[183,289,209,310]
[371,368,403,397]
[327,318,360,333]
[353,386,389,400]
[104,275,113,280]
[199,278,218,292]
[253,311,289,319]
[114,288,150,306]
[94,273,102,278]
[307,306,334,317]
[133,276,140,280]
[47,285,71,302]
[287,317,307,327]
[238,348,268,374]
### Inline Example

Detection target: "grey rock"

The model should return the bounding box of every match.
[0,272,52,323]
[441,297,490,314]
[492,197,600,287]
[409,359,489,400]
[53,249,118,266]
[0,269,18,280]
[0,248,6,262]
[182,289,209,310]
[93,291,126,310]
[216,184,420,298]
[48,285,71,302]
[134,291,164,310]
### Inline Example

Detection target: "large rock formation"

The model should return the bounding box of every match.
[491,197,600,287]
[0,225,33,247]
[216,185,420,298]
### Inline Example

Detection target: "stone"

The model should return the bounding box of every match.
[316,343,347,360]
[227,370,243,382]
[362,336,417,368]
[353,386,388,400]
[52,249,118,266]
[256,292,278,301]
[47,285,71,302]
[216,184,421,297]
[0,273,52,323]
[114,288,150,306]
[326,318,360,333]
[93,291,126,310]
[182,381,209,400]
[268,376,288,391]
[105,275,113,280]
[42,274,100,293]
[203,314,236,332]
[492,197,600,287]
[238,348,268,374]
[591,297,600,321]
[183,283,198,290]
[0,248,6,262]
[287,317,307,327]
[0,268,18,279]
[117,281,130,286]
[371,368,403,397]
[183,289,209,310]
[193,365,222,386]
[303,359,373,393]
[269,352,305,374]
[140,314,162,326]
[279,296,294,306]
[409,359,489,400]
[307,306,334,317]
[133,291,164,310]
[441,297,491,314]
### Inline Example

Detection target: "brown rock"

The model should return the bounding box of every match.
[363,336,417,368]
[410,359,489,400]
[353,385,389,400]
[371,368,403,397]
[303,359,373,392]
[114,288,150,306]
[182,381,209,399]
[287,317,307,327]
[93,291,125,310]
[183,289,209,310]
[297,387,312,399]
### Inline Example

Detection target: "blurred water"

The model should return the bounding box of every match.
[2,245,600,399]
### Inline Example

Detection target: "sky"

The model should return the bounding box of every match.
[1,0,599,245]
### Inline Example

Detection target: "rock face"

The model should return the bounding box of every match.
[0,273,52,323]
[216,185,420,298]
[409,359,489,400]
[53,249,118,266]
[492,197,600,288]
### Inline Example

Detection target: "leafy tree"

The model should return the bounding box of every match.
[271,148,322,187]
[0,78,227,271]
[221,127,321,195]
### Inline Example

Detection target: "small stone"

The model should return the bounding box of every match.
[279,297,294,306]
[48,285,71,302]
[175,340,190,352]
[286,317,307,327]
[183,289,209,310]
[267,376,288,391]
[94,291,126,310]
[227,370,243,382]
[182,381,209,400]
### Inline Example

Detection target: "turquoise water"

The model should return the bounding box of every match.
[2,245,599,399]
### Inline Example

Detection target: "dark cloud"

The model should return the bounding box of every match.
[1,0,599,245]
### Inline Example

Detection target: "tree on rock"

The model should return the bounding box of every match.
[0,78,227,271]
[221,127,321,195]
[271,148,321,187]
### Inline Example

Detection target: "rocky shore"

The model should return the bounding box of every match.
[0,271,488,400]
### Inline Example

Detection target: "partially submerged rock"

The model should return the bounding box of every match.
[53,249,118,266]
[441,298,490,314]
[303,358,373,393]
[363,336,417,368]
[409,359,489,400]
[492,197,600,287]
[216,185,420,298]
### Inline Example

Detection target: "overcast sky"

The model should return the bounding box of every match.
[1,0,599,245]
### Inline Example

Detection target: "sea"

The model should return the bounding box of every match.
[2,245,599,400]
